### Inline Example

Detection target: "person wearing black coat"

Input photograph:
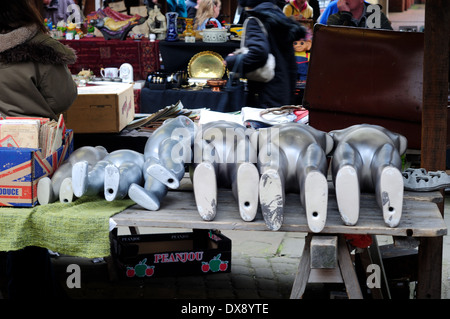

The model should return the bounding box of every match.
[225,0,305,108]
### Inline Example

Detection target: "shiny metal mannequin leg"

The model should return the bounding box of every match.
[72,149,144,201]
[128,116,196,210]
[37,146,108,205]
[192,121,259,222]
[329,124,407,227]
[258,123,332,232]
[102,150,144,201]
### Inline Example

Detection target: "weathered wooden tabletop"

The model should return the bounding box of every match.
[112,188,447,237]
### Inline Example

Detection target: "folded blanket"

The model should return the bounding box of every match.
[0,196,134,258]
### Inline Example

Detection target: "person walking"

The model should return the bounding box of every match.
[225,0,305,108]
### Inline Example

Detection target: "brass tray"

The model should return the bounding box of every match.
[188,51,225,79]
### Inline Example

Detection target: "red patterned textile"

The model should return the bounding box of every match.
[133,89,141,113]
[60,38,160,80]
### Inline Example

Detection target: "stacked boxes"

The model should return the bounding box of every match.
[0,130,73,207]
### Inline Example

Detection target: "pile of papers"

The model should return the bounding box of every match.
[125,101,198,132]
[198,106,309,127]
[126,103,309,132]
[0,114,66,157]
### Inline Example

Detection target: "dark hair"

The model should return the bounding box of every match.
[0,0,47,33]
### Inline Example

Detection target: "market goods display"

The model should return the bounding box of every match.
[37,146,109,205]
[257,123,333,232]
[188,51,226,79]
[403,168,450,192]
[86,7,146,40]
[192,121,259,222]
[329,124,407,228]
[36,120,431,233]
[128,116,196,210]
[201,28,229,43]
[71,149,144,201]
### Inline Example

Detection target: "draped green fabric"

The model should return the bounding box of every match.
[0,196,134,258]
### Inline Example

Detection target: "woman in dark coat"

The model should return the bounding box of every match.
[0,0,77,120]
[0,0,77,299]
[225,0,305,108]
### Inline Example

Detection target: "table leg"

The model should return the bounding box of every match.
[337,235,363,299]
[417,236,443,298]
[290,234,312,299]
[290,234,364,299]
[357,236,391,299]
[129,226,140,235]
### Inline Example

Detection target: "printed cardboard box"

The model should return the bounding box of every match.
[111,229,231,279]
[64,83,135,133]
[0,130,73,207]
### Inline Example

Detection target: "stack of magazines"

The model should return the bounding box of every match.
[0,114,65,157]
[125,101,197,132]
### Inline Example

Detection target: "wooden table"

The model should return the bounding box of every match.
[112,187,447,298]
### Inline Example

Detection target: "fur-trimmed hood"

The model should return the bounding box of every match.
[0,24,78,120]
[0,25,77,65]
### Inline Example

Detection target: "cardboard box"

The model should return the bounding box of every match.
[0,130,73,207]
[111,229,232,279]
[64,84,135,133]
[0,119,41,149]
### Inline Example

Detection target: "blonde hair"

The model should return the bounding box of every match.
[194,0,221,30]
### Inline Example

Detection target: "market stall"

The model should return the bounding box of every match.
[60,38,160,81]
[140,86,230,113]
[0,0,448,301]
[159,40,239,73]
[141,44,242,112]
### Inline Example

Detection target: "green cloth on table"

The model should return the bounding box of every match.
[0,196,134,258]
